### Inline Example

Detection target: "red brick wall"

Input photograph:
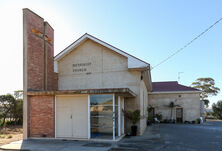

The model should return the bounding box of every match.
[24,9,58,91]
[23,9,58,138]
[24,9,45,91]
[44,22,57,90]
[28,96,55,138]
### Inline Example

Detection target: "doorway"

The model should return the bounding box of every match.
[89,94,124,140]
[56,95,88,138]
[176,108,183,123]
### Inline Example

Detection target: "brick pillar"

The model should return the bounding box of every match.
[23,8,57,139]
[44,22,58,90]
[29,96,55,137]
[23,9,45,91]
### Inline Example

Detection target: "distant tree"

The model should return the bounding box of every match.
[191,78,220,107]
[212,101,222,119]
[10,99,23,124]
[13,91,23,124]
[13,90,23,124]
[0,94,16,127]
[0,91,23,127]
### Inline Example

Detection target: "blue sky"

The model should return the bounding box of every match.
[0,0,221,107]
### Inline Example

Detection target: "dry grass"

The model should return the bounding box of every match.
[0,126,23,146]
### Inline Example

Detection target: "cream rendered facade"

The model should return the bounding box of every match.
[56,38,151,137]
[148,92,201,122]
[23,9,201,140]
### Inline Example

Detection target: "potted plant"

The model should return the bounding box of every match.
[123,109,140,136]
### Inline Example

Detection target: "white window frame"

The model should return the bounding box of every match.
[88,95,90,139]
[88,94,118,140]
[113,94,115,140]
[118,96,121,137]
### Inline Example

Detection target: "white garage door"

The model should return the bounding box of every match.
[56,95,88,138]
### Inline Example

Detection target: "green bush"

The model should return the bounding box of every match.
[154,113,162,121]
[162,119,169,123]
[123,109,140,125]
[0,119,6,127]
[212,101,222,119]
[147,116,154,123]
[5,120,22,126]
[196,118,201,124]
[184,121,191,124]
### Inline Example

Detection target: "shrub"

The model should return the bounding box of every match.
[212,101,222,119]
[162,119,169,123]
[154,113,162,121]
[123,109,140,125]
[2,120,22,127]
[5,120,17,126]
[184,121,191,124]
[196,118,201,124]
[147,117,154,123]
[191,121,196,124]
[0,119,2,126]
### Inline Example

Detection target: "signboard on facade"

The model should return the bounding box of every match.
[72,62,92,73]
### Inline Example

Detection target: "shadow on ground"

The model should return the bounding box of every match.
[2,121,222,151]
[0,125,162,151]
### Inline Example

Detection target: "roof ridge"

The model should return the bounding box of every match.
[177,83,200,91]
[152,81,178,83]
[54,33,150,67]
[85,33,150,65]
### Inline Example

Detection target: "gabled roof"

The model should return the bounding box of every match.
[151,81,200,93]
[54,33,149,69]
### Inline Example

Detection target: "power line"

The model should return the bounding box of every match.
[151,17,222,70]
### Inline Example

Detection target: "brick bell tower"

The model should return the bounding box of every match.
[23,8,58,139]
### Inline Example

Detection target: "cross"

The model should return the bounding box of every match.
[32,28,52,44]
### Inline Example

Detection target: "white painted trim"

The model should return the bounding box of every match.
[88,95,90,139]
[148,91,201,95]
[54,61,58,73]
[113,94,115,140]
[54,33,149,70]
[122,98,125,135]
[56,94,88,97]
[118,96,121,137]
[54,96,56,138]
[55,34,87,60]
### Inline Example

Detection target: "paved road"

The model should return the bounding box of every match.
[1,121,222,151]
[159,121,222,151]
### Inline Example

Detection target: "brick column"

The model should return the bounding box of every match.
[23,8,58,139]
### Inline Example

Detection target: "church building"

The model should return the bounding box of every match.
[23,9,202,141]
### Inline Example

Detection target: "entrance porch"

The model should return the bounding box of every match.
[27,88,136,141]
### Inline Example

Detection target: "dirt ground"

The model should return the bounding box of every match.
[0,126,23,146]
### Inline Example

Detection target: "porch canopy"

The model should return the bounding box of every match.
[27,88,136,97]
[27,88,135,140]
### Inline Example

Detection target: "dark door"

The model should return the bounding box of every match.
[176,108,183,123]
[148,108,155,118]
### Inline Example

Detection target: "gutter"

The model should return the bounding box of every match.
[148,91,201,95]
